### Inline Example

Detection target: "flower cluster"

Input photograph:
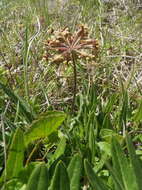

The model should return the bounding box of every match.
[43,25,99,63]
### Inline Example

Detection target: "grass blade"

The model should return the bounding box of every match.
[0,82,35,123]
[133,100,142,122]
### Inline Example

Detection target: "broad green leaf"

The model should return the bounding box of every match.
[51,136,66,162]
[48,156,63,179]
[1,128,24,184]
[111,138,137,190]
[0,82,35,123]
[67,154,82,190]
[108,139,125,190]
[84,159,108,190]
[126,134,142,189]
[26,163,49,190]
[106,162,123,190]
[24,111,66,147]
[49,161,70,190]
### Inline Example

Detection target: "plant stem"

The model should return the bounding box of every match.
[25,140,42,166]
[1,114,7,187]
[24,27,29,101]
[72,52,77,112]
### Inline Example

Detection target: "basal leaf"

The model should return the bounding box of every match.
[67,154,82,190]
[126,134,142,190]
[51,136,66,162]
[26,163,49,190]
[0,128,24,186]
[24,111,66,147]
[111,137,137,190]
[49,161,70,190]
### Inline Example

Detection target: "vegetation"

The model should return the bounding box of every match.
[0,0,142,189]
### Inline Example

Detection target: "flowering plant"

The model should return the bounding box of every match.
[44,25,99,111]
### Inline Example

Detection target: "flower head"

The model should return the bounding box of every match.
[43,25,99,63]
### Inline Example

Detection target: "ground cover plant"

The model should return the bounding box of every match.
[0,0,142,189]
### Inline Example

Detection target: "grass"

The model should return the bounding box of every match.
[0,0,142,189]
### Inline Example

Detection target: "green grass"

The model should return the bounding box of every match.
[0,0,142,189]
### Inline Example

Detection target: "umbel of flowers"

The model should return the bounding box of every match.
[43,25,99,111]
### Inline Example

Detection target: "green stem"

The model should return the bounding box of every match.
[25,140,42,166]
[24,27,29,101]
[72,53,77,112]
